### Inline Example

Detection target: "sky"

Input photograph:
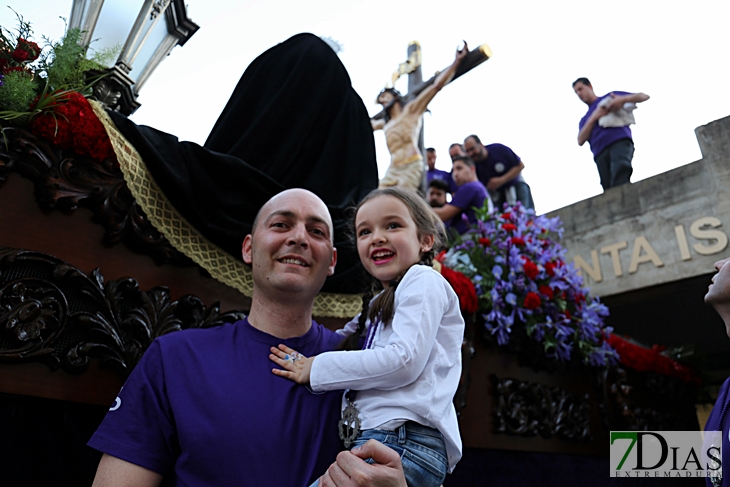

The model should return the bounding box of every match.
[4,1,730,214]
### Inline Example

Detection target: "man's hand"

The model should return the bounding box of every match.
[487,176,504,191]
[602,93,626,113]
[269,344,314,384]
[319,440,407,487]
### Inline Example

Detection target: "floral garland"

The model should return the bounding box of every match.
[441,202,619,366]
[606,334,700,386]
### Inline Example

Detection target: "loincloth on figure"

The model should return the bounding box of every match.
[379,155,423,191]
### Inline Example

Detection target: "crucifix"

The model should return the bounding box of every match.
[371,41,492,192]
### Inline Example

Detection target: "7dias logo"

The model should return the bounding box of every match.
[610,431,722,479]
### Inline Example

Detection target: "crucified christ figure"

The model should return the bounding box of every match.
[372,42,469,191]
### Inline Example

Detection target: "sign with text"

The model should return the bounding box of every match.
[610,431,722,480]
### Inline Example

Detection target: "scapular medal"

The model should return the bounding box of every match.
[709,450,721,487]
[338,395,361,448]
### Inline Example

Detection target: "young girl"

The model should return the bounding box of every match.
[269,187,464,487]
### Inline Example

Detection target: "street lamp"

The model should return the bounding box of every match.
[68,0,199,115]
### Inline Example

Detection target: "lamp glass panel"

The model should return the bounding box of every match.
[130,16,169,80]
[88,2,138,62]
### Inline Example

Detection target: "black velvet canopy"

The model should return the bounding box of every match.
[109,33,378,294]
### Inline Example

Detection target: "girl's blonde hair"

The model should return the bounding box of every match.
[339,187,446,351]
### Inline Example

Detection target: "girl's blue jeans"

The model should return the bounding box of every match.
[310,421,448,487]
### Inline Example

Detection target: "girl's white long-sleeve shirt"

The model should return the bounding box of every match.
[309,265,464,472]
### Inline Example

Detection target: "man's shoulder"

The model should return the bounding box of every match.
[451,181,486,207]
[486,142,510,151]
[464,180,488,194]
[153,320,242,354]
[486,143,517,157]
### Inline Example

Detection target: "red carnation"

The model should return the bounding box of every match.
[564,309,571,319]
[545,262,557,276]
[478,237,491,246]
[13,38,40,62]
[511,237,525,246]
[538,285,554,300]
[523,292,541,310]
[439,265,478,314]
[523,260,539,280]
[502,223,516,232]
[501,212,512,220]
[11,47,28,62]
[30,91,115,163]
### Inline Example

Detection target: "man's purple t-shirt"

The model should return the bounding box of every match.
[447,180,488,234]
[427,168,458,193]
[88,319,343,486]
[579,91,633,157]
[475,144,524,190]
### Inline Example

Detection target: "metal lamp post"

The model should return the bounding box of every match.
[68,0,199,115]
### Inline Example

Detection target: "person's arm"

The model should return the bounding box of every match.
[432,203,462,222]
[405,42,469,116]
[487,161,525,191]
[602,92,650,112]
[92,454,163,487]
[577,106,607,146]
[371,118,385,131]
[319,440,407,487]
[308,268,445,391]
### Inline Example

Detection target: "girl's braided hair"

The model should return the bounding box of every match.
[339,187,446,351]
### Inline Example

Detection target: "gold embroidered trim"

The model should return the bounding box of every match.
[89,100,361,318]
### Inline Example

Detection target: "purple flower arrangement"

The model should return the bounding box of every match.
[443,202,619,366]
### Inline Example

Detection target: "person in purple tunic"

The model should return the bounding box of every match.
[573,77,650,191]
[463,135,534,211]
[703,256,730,487]
[426,148,457,194]
[88,189,408,487]
[431,156,490,236]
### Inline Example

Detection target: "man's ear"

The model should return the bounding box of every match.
[328,247,337,277]
[242,235,253,264]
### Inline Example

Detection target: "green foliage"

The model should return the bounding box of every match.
[0,70,35,112]
[0,12,120,124]
[87,44,120,69]
[39,27,87,92]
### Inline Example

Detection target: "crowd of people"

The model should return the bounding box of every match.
[425,137,533,237]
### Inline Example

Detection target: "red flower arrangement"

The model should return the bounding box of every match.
[605,334,700,386]
[436,251,479,314]
[11,38,40,63]
[30,91,115,163]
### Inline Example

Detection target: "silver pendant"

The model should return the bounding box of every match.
[338,397,361,448]
[709,444,722,487]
